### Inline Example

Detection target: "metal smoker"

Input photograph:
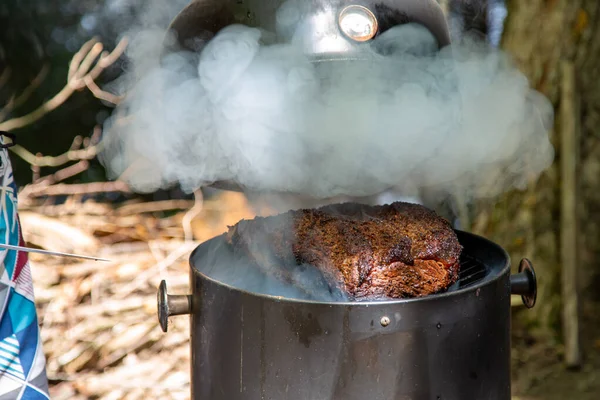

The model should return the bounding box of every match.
[157,1,538,399]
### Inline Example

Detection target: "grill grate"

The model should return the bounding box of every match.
[446,253,488,292]
[458,254,488,286]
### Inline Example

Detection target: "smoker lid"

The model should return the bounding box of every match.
[189,229,510,305]
[162,0,452,195]
[166,0,451,53]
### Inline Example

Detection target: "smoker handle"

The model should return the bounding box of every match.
[157,280,192,333]
[510,259,537,309]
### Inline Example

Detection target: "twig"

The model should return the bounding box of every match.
[69,136,84,151]
[10,130,103,167]
[19,181,131,199]
[110,193,205,301]
[31,153,42,181]
[0,85,72,131]
[89,126,102,144]
[68,38,99,81]
[33,160,90,186]
[0,37,127,132]
[10,143,102,167]
[72,42,104,85]
[17,126,102,200]
[182,189,204,242]
[0,63,50,122]
[83,37,128,84]
[116,200,196,216]
[84,76,123,105]
[112,241,196,301]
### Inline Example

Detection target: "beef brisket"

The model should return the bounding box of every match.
[226,201,462,300]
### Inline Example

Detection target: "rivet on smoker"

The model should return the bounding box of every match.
[338,5,378,42]
[380,316,390,327]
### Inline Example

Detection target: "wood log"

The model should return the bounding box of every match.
[116,200,195,215]
[57,342,98,374]
[559,60,582,368]
[19,211,100,254]
[98,322,160,369]
[72,297,155,317]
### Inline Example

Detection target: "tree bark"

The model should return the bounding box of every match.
[559,60,581,367]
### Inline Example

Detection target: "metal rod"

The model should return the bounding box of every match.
[0,243,110,262]
[158,280,192,332]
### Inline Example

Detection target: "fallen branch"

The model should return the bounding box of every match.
[10,137,101,167]
[0,63,50,122]
[116,200,196,216]
[68,39,98,81]
[11,125,102,197]
[0,37,127,132]
[20,181,131,199]
[19,211,101,254]
[25,190,262,399]
[84,75,123,105]
[112,241,197,300]
[33,160,91,186]
[18,199,113,216]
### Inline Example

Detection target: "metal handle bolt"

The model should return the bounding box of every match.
[157,280,192,332]
[509,259,537,309]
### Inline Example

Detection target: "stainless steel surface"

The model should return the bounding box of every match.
[509,258,537,309]
[292,3,357,56]
[0,243,111,262]
[157,280,193,332]
[167,0,451,52]
[158,230,529,400]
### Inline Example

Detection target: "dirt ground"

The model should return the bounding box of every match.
[511,302,600,399]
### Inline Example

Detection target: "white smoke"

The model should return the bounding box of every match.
[99,3,554,204]
[198,229,350,302]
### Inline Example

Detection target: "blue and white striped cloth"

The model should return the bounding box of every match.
[0,147,50,399]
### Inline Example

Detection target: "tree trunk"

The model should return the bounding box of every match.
[472,0,600,344]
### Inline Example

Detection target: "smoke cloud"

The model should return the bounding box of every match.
[99,0,554,205]
[199,231,349,302]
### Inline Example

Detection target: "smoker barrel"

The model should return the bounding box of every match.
[157,230,538,400]
[157,237,538,333]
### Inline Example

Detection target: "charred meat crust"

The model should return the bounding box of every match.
[226,201,462,300]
